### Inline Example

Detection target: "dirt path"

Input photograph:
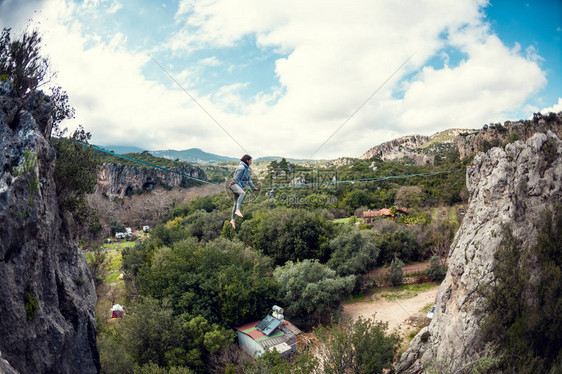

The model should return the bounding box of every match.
[343,286,439,333]
[364,261,431,279]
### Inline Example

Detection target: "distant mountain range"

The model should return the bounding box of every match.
[101,146,238,164]
[254,156,322,163]
[150,148,238,164]
[101,145,321,164]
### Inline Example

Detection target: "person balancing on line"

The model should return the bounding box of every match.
[229,154,258,229]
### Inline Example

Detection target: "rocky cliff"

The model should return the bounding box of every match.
[396,131,562,373]
[0,81,99,373]
[361,135,430,162]
[96,162,206,199]
[360,129,470,165]
[455,112,562,160]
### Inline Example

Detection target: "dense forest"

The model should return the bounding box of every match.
[90,149,466,373]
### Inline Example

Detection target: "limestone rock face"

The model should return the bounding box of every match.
[360,135,430,162]
[360,129,470,165]
[97,162,206,199]
[455,113,562,160]
[396,132,562,373]
[0,82,99,373]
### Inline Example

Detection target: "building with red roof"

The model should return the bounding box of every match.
[234,306,302,359]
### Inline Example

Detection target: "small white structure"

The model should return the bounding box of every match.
[142,226,150,233]
[235,305,301,359]
[115,233,126,239]
[111,304,124,318]
[427,305,435,319]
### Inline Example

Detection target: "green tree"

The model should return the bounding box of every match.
[481,208,562,373]
[426,255,446,281]
[238,207,333,265]
[241,349,319,374]
[327,227,379,277]
[342,189,372,213]
[273,260,355,329]
[53,126,100,234]
[386,258,404,286]
[183,209,227,242]
[314,316,401,374]
[376,228,419,264]
[136,238,278,327]
[394,185,423,208]
[0,28,49,98]
[101,298,234,373]
[110,220,126,236]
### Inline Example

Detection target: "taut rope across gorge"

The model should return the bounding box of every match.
[85,142,458,191]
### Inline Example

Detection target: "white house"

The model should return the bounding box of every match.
[235,306,302,359]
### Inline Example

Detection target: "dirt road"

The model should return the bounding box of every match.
[364,261,431,279]
[343,286,439,333]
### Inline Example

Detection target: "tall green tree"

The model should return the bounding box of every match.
[53,126,100,233]
[0,28,49,97]
[386,257,404,286]
[136,238,278,327]
[273,260,355,329]
[99,298,234,373]
[327,227,379,277]
[238,207,333,265]
[314,316,401,374]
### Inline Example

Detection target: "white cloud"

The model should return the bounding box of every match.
[199,56,221,67]
[107,1,122,14]
[0,0,551,159]
[540,98,562,114]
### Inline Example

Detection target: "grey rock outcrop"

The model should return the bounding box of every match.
[397,131,562,373]
[361,135,430,162]
[96,162,206,199]
[455,112,562,160]
[0,82,99,373]
[360,129,471,165]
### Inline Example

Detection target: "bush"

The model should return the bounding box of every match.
[99,298,234,373]
[480,207,562,373]
[86,247,108,286]
[274,260,355,330]
[386,258,404,286]
[110,220,126,236]
[327,227,379,277]
[376,228,419,265]
[238,207,334,265]
[136,238,278,327]
[0,28,49,97]
[426,255,446,281]
[314,316,401,373]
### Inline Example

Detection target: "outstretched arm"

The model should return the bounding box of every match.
[248,178,257,190]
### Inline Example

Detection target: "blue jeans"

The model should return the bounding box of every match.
[230,183,246,219]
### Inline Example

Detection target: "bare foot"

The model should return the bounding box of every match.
[235,209,243,218]
[230,219,236,230]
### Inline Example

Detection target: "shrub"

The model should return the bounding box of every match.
[426,255,446,281]
[274,260,355,329]
[314,316,401,374]
[386,258,404,286]
[480,208,562,373]
[110,220,126,236]
[327,227,379,277]
[24,291,39,320]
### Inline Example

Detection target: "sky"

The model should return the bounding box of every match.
[0,0,560,159]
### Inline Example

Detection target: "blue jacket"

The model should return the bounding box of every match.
[233,161,256,189]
